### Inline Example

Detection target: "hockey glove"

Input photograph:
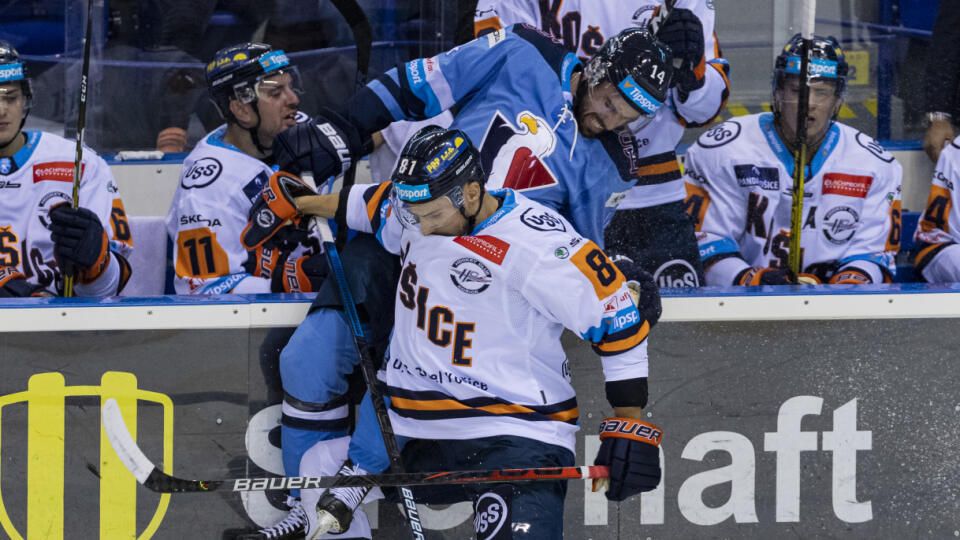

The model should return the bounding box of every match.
[593,417,662,501]
[279,254,328,293]
[48,203,112,284]
[734,266,792,286]
[612,255,662,329]
[241,171,316,250]
[829,268,872,285]
[658,8,706,100]
[0,267,53,297]
[274,108,370,181]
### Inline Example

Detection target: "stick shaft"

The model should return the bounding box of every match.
[64,0,95,297]
[788,2,816,279]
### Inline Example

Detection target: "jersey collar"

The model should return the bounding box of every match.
[471,188,517,234]
[758,112,840,179]
[0,130,41,175]
[560,53,581,102]
[205,125,245,154]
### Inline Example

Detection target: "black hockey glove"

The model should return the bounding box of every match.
[734,266,792,286]
[273,107,370,181]
[0,267,52,297]
[611,255,662,329]
[658,7,706,100]
[241,171,316,250]
[593,417,662,501]
[278,253,328,293]
[48,203,112,283]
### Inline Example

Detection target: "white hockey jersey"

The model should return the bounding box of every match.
[165,125,321,294]
[913,136,960,282]
[345,183,650,453]
[473,0,730,209]
[0,130,133,296]
[683,113,902,285]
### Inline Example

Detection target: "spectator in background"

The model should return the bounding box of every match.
[922,0,960,163]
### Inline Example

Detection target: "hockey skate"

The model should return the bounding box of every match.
[309,462,371,539]
[236,496,308,540]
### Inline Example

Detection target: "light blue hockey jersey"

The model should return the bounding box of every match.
[350,24,642,246]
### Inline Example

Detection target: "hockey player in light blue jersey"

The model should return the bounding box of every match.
[273,25,674,247]
[246,126,664,539]
[248,26,674,539]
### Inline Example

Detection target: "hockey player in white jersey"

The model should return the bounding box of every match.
[683,34,902,286]
[245,126,664,539]
[165,43,327,295]
[0,42,133,297]
[471,0,730,287]
[913,137,960,282]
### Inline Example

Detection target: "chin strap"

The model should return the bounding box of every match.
[458,182,487,235]
[246,102,272,156]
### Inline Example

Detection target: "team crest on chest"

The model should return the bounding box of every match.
[449,257,493,294]
[479,110,560,191]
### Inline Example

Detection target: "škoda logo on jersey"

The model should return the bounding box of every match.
[33,162,84,183]
[0,371,174,539]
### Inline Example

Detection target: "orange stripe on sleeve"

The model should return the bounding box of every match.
[636,159,680,178]
[366,182,393,221]
[595,321,650,354]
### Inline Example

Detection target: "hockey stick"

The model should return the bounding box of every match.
[648,0,684,70]
[101,397,608,493]
[314,2,424,538]
[63,0,95,297]
[311,218,425,538]
[787,0,817,280]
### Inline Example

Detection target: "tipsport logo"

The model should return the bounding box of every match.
[0,371,174,539]
[617,76,661,116]
[0,63,23,82]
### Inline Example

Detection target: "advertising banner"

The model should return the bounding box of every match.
[0,318,956,539]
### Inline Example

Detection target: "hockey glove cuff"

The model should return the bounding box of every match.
[274,107,371,181]
[242,172,316,250]
[829,268,872,285]
[280,254,328,293]
[48,203,112,283]
[734,266,792,286]
[593,417,662,501]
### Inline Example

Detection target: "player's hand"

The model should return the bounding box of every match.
[0,267,53,297]
[274,108,368,180]
[658,7,705,100]
[593,417,662,501]
[734,266,792,286]
[829,268,872,284]
[923,119,954,164]
[242,171,316,250]
[48,203,111,283]
[279,253,328,293]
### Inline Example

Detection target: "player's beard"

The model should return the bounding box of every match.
[573,80,602,139]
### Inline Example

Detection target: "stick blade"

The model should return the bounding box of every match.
[101,398,156,484]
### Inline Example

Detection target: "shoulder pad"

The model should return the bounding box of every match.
[697,120,742,149]
[854,132,895,163]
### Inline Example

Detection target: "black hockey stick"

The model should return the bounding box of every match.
[101,398,608,493]
[63,0,95,297]
[318,2,424,538]
[788,1,817,280]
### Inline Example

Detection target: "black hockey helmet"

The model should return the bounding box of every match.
[582,28,673,118]
[774,34,848,97]
[0,41,32,113]
[205,42,302,120]
[390,125,487,231]
[391,125,484,205]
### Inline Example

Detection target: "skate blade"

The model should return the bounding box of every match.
[310,510,343,540]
